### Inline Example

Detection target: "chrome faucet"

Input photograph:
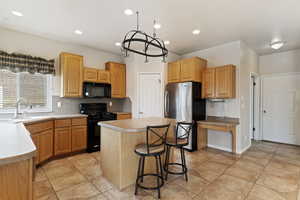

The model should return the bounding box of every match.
[14,98,27,119]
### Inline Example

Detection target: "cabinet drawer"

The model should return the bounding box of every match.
[71,117,87,126]
[26,120,53,134]
[55,119,71,128]
[117,113,132,120]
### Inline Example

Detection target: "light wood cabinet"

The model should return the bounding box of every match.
[83,67,110,83]
[71,126,87,151]
[202,65,236,99]
[54,127,71,155]
[215,65,236,98]
[97,70,110,83]
[26,120,53,165]
[116,113,132,120]
[106,62,126,98]
[83,67,98,82]
[60,52,83,97]
[39,130,53,163]
[202,68,216,98]
[167,57,207,83]
[30,134,40,163]
[167,61,181,83]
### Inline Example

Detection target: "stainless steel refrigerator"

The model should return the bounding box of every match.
[164,82,206,151]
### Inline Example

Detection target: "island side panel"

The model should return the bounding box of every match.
[100,127,122,188]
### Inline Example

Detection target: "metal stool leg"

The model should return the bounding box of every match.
[155,155,161,199]
[158,155,164,185]
[141,156,145,182]
[164,146,171,180]
[181,148,188,181]
[135,156,142,195]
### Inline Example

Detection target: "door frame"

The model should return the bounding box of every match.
[260,72,300,142]
[249,72,261,140]
[137,72,164,118]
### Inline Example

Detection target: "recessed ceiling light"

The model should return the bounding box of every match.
[11,10,23,17]
[74,30,83,35]
[192,29,201,35]
[154,23,161,29]
[115,42,121,46]
[124,9,133,16]
[164,40,170,45]
[270,41,284,50]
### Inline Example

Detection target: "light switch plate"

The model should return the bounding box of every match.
[57,101,62,108]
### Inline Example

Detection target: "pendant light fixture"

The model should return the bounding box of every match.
[121,11,168,62]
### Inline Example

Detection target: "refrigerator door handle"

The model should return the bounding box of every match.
[164,91,169,117]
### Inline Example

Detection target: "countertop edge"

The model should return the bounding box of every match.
[98,122,146,133]
[0,114,87,166]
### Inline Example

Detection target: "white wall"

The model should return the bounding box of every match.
[125,52,180,118]
[259,49,300,74]
[0,27,122,96]
[240,42,259,151]
[183,41,242,152]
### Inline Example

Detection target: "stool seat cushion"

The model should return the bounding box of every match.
[166,137,188,146]
[135,144,164,155]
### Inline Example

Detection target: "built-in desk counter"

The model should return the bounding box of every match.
[98,117,175,190]
[197,116,239,154]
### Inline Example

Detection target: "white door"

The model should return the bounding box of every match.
[138,73,162,118]
[262,74,300,144]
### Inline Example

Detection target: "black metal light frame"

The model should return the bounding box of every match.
[121,12,168,62]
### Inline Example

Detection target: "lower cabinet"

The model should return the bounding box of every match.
[54,127,71,156]
[71,126,87,151]
[39,130,54,163]
[26,117,87,166]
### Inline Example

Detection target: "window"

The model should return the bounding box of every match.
[0,69,52,113]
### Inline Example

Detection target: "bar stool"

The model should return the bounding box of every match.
[164,122,194,181]
[134,124,170,199]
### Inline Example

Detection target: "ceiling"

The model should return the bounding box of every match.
[0,0,300,56]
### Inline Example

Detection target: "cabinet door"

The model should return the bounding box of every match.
[31,135,40,164]
[54,127,71,155]
[180,58,194,81]
[39,130,53,163]
[215,65,236,98]
[202,68,216,98]
[83,67,98,82]
[106,62,126,98]
[71,126,87,152]
[167,61,181,83]
[60,53,83,97]
[97,70,110,83]
[180,57,207,82]
[117,113,132,120]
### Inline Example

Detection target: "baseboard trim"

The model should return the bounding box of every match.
[207,144,232,153]
[207,142,252,155]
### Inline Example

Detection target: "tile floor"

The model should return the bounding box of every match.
[34,141,300,200]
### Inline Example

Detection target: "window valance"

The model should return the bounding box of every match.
[0,50,55,74]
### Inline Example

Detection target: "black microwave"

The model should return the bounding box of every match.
[83,82,111,98]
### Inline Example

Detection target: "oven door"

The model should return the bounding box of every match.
[87,118,102,152]
[83,82,111,98]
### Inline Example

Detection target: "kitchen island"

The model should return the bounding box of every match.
[98,117,175,190]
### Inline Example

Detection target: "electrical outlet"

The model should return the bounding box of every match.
[109,101,112,107]
[57,101,62,108]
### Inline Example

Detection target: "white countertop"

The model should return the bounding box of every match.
[0,114,87,166]
[98,117,174,133]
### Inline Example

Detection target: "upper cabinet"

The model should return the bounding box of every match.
[105,62,126,98]
[202,65,236,99]
[83,67,110,84]
[167,57,207,83]
[60,52,83,97]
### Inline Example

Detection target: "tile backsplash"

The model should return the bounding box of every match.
[52,96,132,114]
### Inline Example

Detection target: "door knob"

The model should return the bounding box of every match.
[263,110,267,113]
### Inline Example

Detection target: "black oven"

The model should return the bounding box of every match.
[80,103,116,153]
[83,82,111,98]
